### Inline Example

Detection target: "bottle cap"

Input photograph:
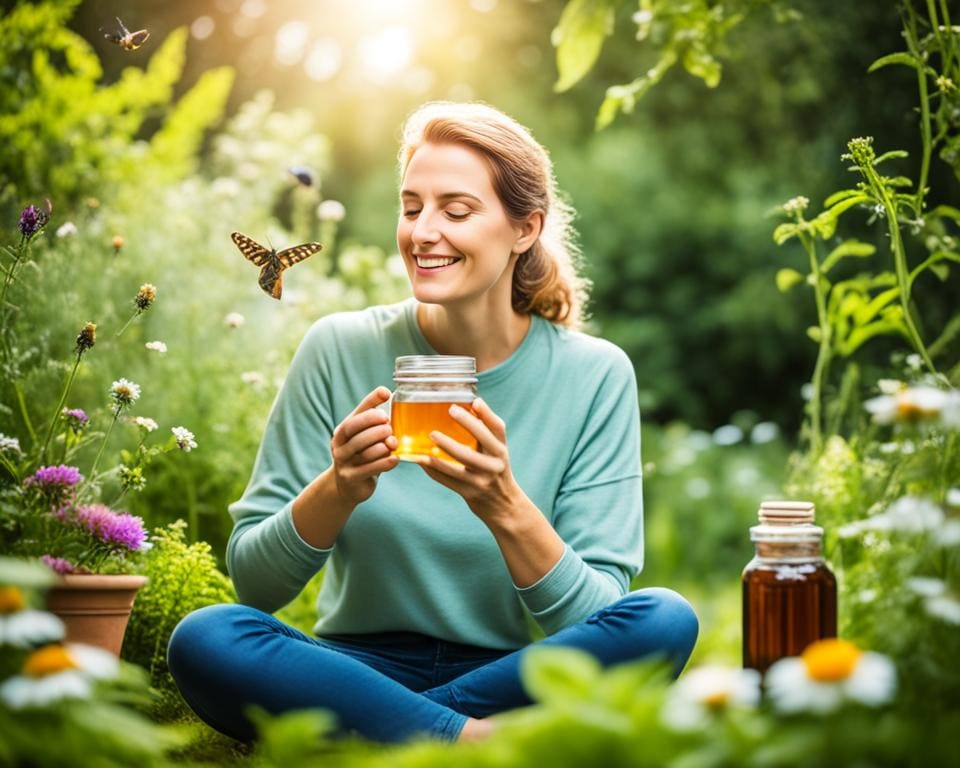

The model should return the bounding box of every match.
[758,500,815,525]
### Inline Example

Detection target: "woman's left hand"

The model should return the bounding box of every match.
[414,397,523,526]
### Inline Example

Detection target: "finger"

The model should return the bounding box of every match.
[348,386,392,418]
[470,398,507,440]
[430,430,504,474]
[414,455,467,489]
[344,453,400,477]
[354,438,395,464]
[449,402,504,456]
[335,406,390,445]
[335,423,393,462]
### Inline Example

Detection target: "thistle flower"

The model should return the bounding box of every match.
[74,504,148,551]
[171,426,197,452]
[18,199,52,238]
[134,283,156,311]
[40,555,75,575]
[224,312,245,328]
[74,322,96,355]
[61,408,89,432]
[24,465,83,503]
[112,234,124,254]
[0,434,22,455]
[109,379,141,408]
[144,340,167,354]
[131,416,158,433]
[0,587,65,648]
[0,642,119,708]
[765,639,896,714]
[317,199,346,222]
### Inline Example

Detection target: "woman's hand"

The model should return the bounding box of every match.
[414,398,524,526]
[330,386,399,506]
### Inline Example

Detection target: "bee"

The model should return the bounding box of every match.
[102,17,150,51]
[231,232,323,300]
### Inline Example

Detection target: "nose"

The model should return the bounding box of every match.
[411,208,441,249]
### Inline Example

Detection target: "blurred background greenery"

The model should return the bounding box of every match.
[1,0,953,607]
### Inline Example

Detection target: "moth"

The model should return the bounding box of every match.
[231,232,323,300]
[102,17,150,51]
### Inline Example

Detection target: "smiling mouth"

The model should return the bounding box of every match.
[415,255,462,269]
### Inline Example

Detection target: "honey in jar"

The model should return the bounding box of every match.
[390,355,478,462]
[742,500,837,674]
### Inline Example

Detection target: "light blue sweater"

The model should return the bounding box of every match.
[227,298,644,649]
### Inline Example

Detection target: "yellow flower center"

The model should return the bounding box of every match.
[801,639,862,682]
[0,585,26,614]
[23,644,79,678]
[702,690,730,710]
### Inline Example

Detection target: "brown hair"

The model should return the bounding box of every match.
[398,101,590,330]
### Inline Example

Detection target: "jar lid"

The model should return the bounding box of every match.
[758,500,815,525]
[393,355,477,383]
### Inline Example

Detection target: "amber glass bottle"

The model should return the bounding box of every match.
[742,501,837,674]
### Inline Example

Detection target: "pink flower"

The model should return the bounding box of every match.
[73,504,147,551]
[40,555,75,575]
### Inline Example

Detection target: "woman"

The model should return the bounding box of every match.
[168,101,698,744]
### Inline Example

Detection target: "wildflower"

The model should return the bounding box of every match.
[112,234,124,254]
[864,385,960,427]
[145,340,167,354]
[0,434,22,455]
[781,196,809,216]
[839,495,948,538]
[0,642,119,708]
[61,408,89,432]
[662,665,761,731]
[317,199,346,222]
[224,312,245,328]
[172,426,197,452]
[109,378,141,408]
[55,221,77,238]
[0,586,65,648]
[846,136,876,167]
[73,504,148,551]
[134,283,156,311]
[118,465,147,493]
[24,465,83,504]
[18,199,52,238]
[75,322,97,355]
[937,75,955,92]
[750,421,780,444]
[712,424,743,446]
[765,638,896,714]
[947,487,960,507]
[39,555,75,575]
[132,416,158,433]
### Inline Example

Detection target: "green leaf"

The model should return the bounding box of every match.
[823,188,866,207]
[927,204,960,223]
[874,149,908,165]
[806,326,822,343]
[521,646,601,704]
[682,44,721,88]
[553,0,616,93]
[930,262,950,280]
[773,222,801,245]
[852,286,900,325]
[868,52,920,72]
[775,268,804,292]
[821,239,876,273]
[812,194,869,238]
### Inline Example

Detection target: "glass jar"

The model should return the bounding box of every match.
[742,500,837,674]
[390,355,478,462]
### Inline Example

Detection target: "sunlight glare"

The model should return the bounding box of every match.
[357,27,415,84]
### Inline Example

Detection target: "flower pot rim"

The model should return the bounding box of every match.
[54,573,148,589]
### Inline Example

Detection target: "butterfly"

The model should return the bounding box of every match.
[231,232,323,300]
[102,17,150,51]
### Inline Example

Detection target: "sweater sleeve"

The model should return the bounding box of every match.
[226,319,337,612]
[515,346,644,635]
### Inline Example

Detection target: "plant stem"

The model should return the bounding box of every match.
[0,237,25,311]
[115,310,140,338]
[909,6,934,218]
[88,405,121,481]
[801,231,830,456]
[39,351,83,462]
[13,381,37,445]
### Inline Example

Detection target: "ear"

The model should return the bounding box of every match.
[513,211,544,255]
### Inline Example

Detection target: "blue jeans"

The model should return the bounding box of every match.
[167,588,698,744]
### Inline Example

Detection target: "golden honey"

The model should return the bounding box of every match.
[391,400,478,461]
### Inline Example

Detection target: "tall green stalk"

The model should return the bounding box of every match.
[38,350,83,462]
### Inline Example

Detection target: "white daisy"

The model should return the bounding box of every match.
[865,385,960,426]
[224,312,245,328]
[171,426,197,452]
[0,642,119,709]
[839,495,944,537]
[662,665,761,731]
[132,416,159,433]
[0,587,65,648]
[109,378,141,407]
[0,433,22,455]
[765,639,896,714]
[145,340,167,354]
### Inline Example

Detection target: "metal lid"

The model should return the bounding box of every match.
[393,355,477,383]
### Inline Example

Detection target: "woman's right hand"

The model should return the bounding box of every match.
[329,386,399,506]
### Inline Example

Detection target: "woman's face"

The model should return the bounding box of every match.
[397,142,530,312]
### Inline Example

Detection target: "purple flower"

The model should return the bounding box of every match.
[40,555,75,575]
[24,465,83,502]
[62,408,89,431]
[74,504,148,551]
[18,200,51,238]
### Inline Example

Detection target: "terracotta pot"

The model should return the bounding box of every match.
[45,574,148,656]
